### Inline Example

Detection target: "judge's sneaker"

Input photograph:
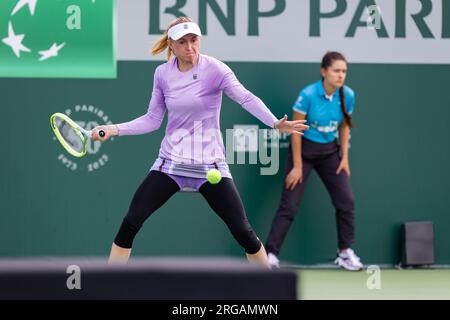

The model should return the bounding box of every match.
[267,253,280,269]
[334,248,363,271]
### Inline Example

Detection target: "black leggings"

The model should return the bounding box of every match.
[114,170,262,254]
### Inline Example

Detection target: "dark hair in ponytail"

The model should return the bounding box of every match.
[321,52,354,128]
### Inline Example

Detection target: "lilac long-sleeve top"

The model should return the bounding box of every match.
[117,54,278,165]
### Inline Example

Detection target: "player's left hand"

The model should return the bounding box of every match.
[274,115,309,135]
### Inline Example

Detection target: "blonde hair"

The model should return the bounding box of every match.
[151,17,194,60]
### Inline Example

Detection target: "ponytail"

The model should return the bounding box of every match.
[322,51,354,128]
[150,17,193,61]
[151,33,171,60]
[339,86,354,128]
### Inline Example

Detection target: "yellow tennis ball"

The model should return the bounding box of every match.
[207,169,222,184]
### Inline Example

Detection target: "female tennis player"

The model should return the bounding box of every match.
[92,17,308,267]
[265,52,363,271]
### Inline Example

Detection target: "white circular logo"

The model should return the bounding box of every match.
[54,104,114,173]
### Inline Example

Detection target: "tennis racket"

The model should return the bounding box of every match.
[50,112,105,157]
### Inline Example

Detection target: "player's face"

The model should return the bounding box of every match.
[321,60,347,88]
[169,34,201,64]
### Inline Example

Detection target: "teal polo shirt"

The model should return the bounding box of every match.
[293,80,355,143]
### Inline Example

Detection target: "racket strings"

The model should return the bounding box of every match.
[53,116,86,154]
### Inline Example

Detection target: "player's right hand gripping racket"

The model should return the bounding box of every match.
[50,113,105,158]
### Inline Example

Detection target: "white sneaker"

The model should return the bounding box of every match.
[334,248,363,271]
[267,253,280,269]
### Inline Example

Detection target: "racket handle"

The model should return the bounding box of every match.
[99,130,106,138]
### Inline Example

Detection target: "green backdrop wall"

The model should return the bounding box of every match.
[1,61,449,265]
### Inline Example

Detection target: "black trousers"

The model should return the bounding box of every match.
[265,138,355,255]
[114,170,262,254]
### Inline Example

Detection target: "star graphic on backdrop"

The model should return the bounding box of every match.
[12,0,38,16]
[2,22,31,57]
[39,42,65,61]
